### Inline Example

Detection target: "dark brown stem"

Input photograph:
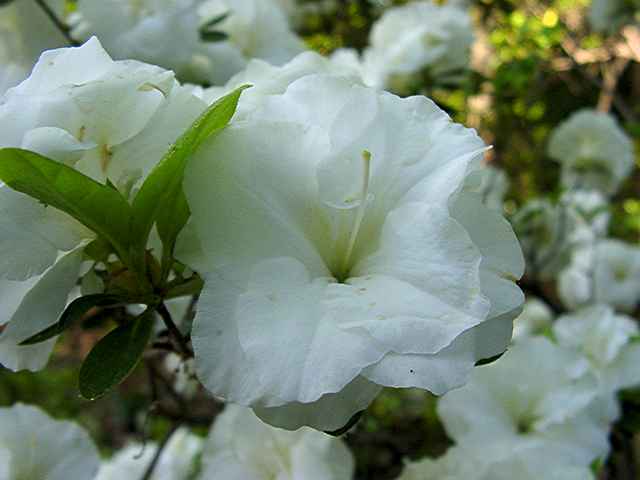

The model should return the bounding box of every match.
[140,423,179,480]
[33,0,80,46]
[156,303,193,357]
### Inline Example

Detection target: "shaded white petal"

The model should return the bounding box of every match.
[0,403,99,480]
[0,246,85,371]
[253,376,382,431]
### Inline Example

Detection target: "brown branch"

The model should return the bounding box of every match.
[140,423,179,480]
[33,0,80,46]
[156,303,193,358]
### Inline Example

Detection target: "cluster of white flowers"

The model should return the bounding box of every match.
[330,0,474,90]
[0,38,207,371]
[70,0,304,85]
[397,302,640,479]
[0,403,353,480]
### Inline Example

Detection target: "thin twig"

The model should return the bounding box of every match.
[156,303,193,357]
[140,423,179,480]
[33,0,80,46]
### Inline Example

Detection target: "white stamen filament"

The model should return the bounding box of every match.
[339,150,372,278]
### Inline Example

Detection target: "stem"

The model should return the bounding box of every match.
[140,423,179,480]
[33,0,80,46]
[156,303,193,357]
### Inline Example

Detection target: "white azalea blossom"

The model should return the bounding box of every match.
[0,38,205,370]
[363,0,474,89]
[438,337,610,466]
[73,0,304,85]
[95,428,202,480]
[554,305,640,396]
[165,352,199,399]
[559,239,640,312]
[198,405,354,480]
[0,0,67,94]
[512,297,553,341]
[397,442,596,480]
[547,110,634,195]
[179,68,524,430]
[0,403,100,480]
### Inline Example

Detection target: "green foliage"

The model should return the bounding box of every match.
[79,309,155,400]
[0,148,134,264]
[19,294,130,346]
[130,85,250,279]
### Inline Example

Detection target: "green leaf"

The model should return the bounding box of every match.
[130,85,250,276]
[20,294,128,345]
[0,148,134,264]
[79,309,155,400]
[201,11,230,30]
[200,30,229,42]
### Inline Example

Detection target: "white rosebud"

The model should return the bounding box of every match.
[178,69,524,430]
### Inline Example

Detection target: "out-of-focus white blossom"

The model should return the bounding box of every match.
[0,0,67,94]
[198,405,354,480]
[438,337,610,466]
[164,352,199,399]
[467,165,509,212]
[95,428,202,480]
[0,38,205,371]
[179,67,524,431]
[512,297,553,341]
[0,403,100,480]
[397,441,596,480]
[554,305,640,394]
[590,0,640,33]
[559,239,640,312]
[547,110,634,195]
[72,0,304,85]
[512,199,577,278]
[362,0,474,89]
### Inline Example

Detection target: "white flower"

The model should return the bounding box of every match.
[165,352,199,399]
[512,199,578,278]
[0,403,100,480]
[554,305,640,395]
[592,240,640,312]
[179,70,524,430]
[397,442,596,480]
[512,297,553,341]
[438,337,610,466]
[96,428,202,480]
[547,110,634,195]
[0,0,67,94]
[363,0,474,88]
[73,0,304,85]
[589,0,639,33]
[198,405,354,480]
[0,38,205,370]
[560,239,640,312]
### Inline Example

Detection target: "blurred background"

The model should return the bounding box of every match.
[0,0,639,478]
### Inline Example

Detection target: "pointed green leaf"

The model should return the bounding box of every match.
[20,294,128,346]
[200,30,229,42]
[130,85,250,274]
[0,148,134,263]
[79,309,155,400]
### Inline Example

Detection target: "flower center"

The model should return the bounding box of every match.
[334,150,372,282]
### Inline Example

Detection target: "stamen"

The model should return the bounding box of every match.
[339,150,372,279]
